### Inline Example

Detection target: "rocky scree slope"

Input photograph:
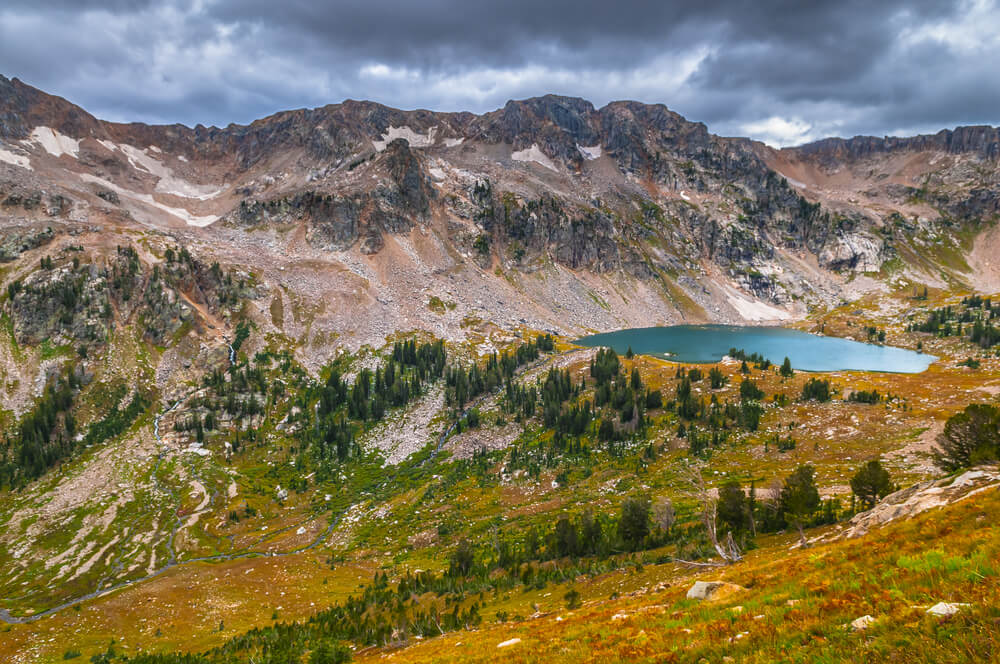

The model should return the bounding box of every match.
[1,76,1000,346]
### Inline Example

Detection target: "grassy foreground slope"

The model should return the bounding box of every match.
[359,482,999,664]
[2,272,998,663]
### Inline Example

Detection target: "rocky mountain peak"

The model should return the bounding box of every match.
[789,125,1000,165]
[0,74,104,141]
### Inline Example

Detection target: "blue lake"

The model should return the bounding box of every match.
[574,325,934,373]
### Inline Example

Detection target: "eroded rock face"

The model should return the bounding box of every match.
[840,466,1000,539]
[9,264,109,347]
[381,137,432,219]
[0,225,54,262]
[948,188,1000,221]
[226,138,433,254]
[4,73,999,317]
[1,183,71,218]
[818,233,886,272]
[791,126,1000,165]
[468,188,649,276]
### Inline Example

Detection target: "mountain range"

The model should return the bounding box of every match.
[3,74,999,357]
[1,74,999,664]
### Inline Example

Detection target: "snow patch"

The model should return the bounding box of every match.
[102,142,224,200]
[428,167,446,181]
[775,171,808,189]
[0,147,31,170]
[78,173,219,227]
[725,288,792,321]
[25,126,80,158]
[373,125,437,151]
[444,137,464,147]
[512,143,557,171]
[679,190,691,201]
[576,144,602,160]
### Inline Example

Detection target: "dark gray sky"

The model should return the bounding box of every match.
[1,0,997,146]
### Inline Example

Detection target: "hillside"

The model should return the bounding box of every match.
[1,76,999,663]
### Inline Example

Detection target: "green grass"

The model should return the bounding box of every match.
[1,302,998,662]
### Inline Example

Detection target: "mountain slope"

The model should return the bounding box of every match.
[3,75,999,356]
[2,76,1000,664]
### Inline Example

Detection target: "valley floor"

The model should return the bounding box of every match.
[2,287,999,663]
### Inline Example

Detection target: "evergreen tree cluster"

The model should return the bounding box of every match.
[84,391,150,446]
[672,365,767,457]
[909,299,999,348]
[445,335,553,409]
[302,340,450,467]
[110,245,142,301]
[714,464,850,546]
[934,403,1000,471]
[391,339,447,379]
[801,378,831,402]
[0,368,78,488]
[498,346,665,451]
[728,347,771,369]
[847,389,881,404]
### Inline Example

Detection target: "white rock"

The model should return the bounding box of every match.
[497,638,521,648]
[686,580,744,601]
[850,614,876,631]
[927,602,969,617]
[951,470,990,489]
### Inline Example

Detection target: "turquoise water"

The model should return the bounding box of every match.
[574,325,934,373]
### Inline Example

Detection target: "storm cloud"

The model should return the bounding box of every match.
[1,0,997,145]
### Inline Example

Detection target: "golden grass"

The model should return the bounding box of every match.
[354,487,1000,664]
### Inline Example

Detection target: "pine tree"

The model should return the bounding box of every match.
[617,497,650,551]
[780,465,821,547]
[717,480,750,535]
[850,459,893,509]
[934,404,1000,471]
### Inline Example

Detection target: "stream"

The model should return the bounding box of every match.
[0,339,340,625]
[1,344,575,624]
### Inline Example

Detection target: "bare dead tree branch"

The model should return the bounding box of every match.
[681,463,743,564]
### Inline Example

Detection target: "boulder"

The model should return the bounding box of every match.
[850,615,876,631]
[686,580,745,602]
[927,602,969,617]
[840,466,1000,539]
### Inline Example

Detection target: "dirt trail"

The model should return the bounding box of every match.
[178,290,228,338]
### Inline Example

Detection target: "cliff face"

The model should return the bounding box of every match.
[0,76,105,140]
[789,126,1000,164]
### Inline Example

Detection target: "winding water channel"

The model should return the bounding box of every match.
[0,340,339,625]
[1,343,572,624]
